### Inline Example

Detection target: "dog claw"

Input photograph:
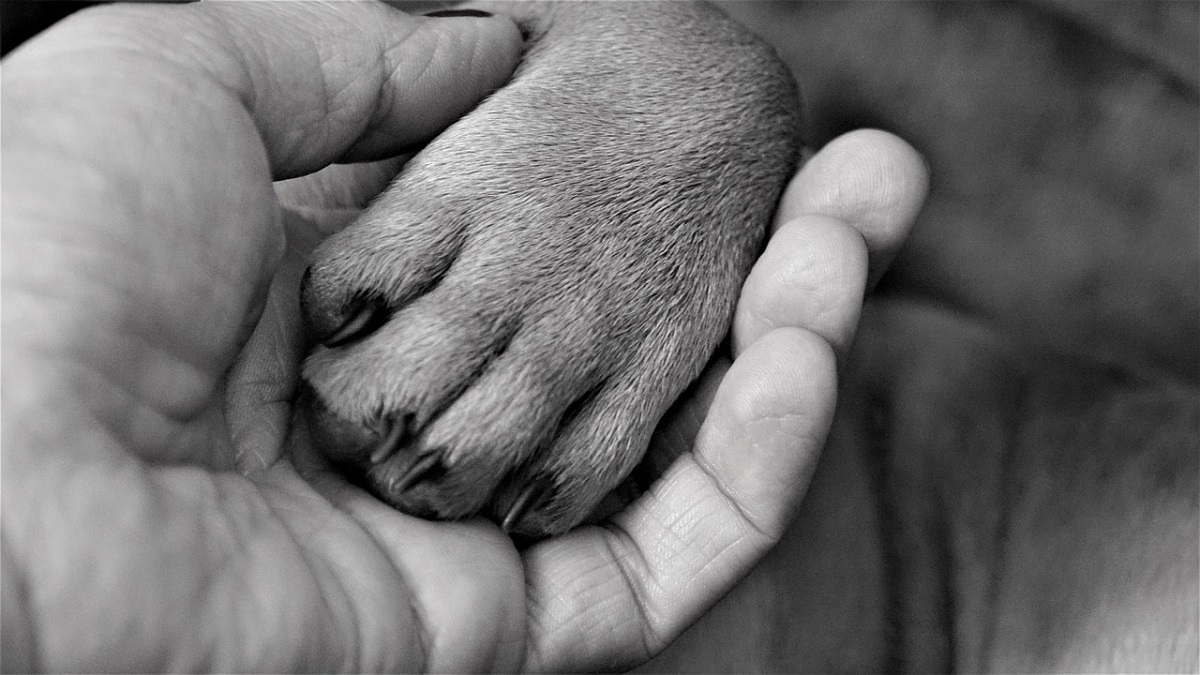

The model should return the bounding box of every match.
[501,476,555,533]
[369,416,408,465]
[395,450,447,492]
[323,296,388,348]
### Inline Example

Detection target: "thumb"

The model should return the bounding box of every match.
[4,1,523,178]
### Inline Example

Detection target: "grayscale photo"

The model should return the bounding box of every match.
[2,1,1196,672]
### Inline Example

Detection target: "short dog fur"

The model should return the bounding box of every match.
[299,2,802,537]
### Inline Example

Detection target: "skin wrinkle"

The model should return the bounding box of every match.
[346,17,505,162]
[272,501,364,672]
[298,26,339,163]
[232,411,284,475]
[174,474,254,669]
[309,466,463,671]
[227,27,316,174]
[267,466,392,671]
[686,452,776,542]
[7,87,278,384]
[356,514,435,672]
[143,8,260,130]
[203,479,308,670]
[206,11,265,115]
[648,462,763,595]
[373,30,441,148]
[598,524,663,662]
[519,583,545,671]
[635,469,770,651]
[230,305,294,397]
[18,345,215,466]
[153,473,259,667]
[697,338,833,537]
[233,233,284,346]
[289,11,389,167]
[524,527,660,673]
[687,534,754,612]
[186,6,347,174]
[8,196,166,304]
[341,9,428,153]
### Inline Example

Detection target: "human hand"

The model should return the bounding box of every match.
[0,1,925,672]
[2,3,523,671]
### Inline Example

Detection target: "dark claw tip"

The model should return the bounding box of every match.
[501,476,555,534]
[323,296,389,348]
[369,415,409,466]
[424,9,493,18]
[396,450,447,493]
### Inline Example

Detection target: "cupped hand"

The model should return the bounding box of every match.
[0,2,925,672]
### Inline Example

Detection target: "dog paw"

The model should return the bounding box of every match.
[299,2,802,537]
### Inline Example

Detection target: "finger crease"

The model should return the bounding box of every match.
[257,485,362,672]
[690,453,775,543]
[599,521,666,658]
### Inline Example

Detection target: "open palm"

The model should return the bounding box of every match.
[1,3,924,672]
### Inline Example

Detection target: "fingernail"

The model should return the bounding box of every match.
[424,9,493,18]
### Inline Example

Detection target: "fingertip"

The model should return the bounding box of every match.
[776,129,929,277]
[695,327,835,536]
[734,214,868,356]
[714,328,836,438]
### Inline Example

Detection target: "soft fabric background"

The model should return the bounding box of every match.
[719,1,1197,385]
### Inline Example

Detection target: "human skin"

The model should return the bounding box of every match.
[0,2,925,672]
